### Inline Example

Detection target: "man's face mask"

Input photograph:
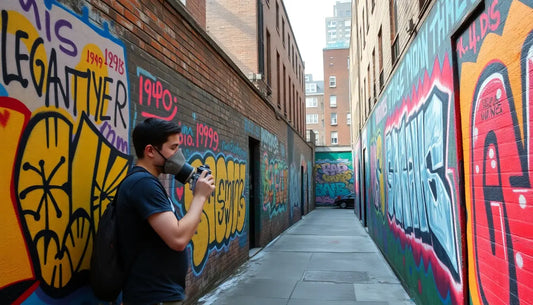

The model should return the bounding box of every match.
[153,147,196,184]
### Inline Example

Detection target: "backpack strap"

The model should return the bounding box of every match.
[115,166,150,279]
[109,166,146,210]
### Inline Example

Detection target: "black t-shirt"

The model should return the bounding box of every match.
[116,166,187,305]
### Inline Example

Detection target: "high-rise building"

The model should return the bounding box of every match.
[325,1,352,49]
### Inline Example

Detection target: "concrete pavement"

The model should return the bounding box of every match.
[197,207,415,305]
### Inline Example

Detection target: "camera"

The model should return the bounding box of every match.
[188,164,211,191]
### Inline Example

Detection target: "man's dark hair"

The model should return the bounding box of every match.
[132,118,181,158]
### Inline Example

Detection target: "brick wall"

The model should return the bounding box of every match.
[0,0,313,304]
[206,0,306,137]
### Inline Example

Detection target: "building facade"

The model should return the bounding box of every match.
[0,0,314,304]
[206,0,306,137]
[350,0,533,304]
[305,74,325,146]
[323,48,351,147]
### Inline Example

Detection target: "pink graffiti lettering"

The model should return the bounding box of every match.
[457,0,500,58]
[138,75,178,121]
[196,122,219,151]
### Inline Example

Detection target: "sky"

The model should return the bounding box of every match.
[283,0,350,81]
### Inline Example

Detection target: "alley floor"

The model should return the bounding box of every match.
[197,207,415,305]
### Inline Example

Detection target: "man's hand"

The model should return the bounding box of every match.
[193,170,215,200]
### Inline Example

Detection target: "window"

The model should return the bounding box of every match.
[283,64,286,115]
[328,20,337,27]
[306,97,318,107]
[330,95,337,107]
[288,77,292,120]
[331,113,337,125]
[363,78,367,115]
[367,65,371,107]
[287,35,291,57]
[306,114,318,124]
[378,27,384,88]
[347,113,351,125]
[306,83,317,93]
[392,37,399,65]
[390,0,399,64]
[282,19,285,46]
[329,76,337,87]
[276,2,279,30]
[266,30,271,86]
[372,49,376,98]
[276,51,281,109]
[314,131,319,145]
[331,131,338,145]
[345,20,350,27]
[390,0,398,37]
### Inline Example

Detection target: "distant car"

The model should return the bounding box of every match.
[334,193,355,209]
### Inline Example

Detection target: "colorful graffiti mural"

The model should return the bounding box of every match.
[458,1,533,304]
[171,152,247,275]
[261,128,288,217]
[382,56,462,304]
[357,0,533,304]
[315,151,354,205]
[0,1,131,303]
[355,0,479,304]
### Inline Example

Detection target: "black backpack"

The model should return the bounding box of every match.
[90,169,141,301]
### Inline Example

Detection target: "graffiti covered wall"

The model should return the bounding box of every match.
[0,1,131,303]
[456,0,533,303]
[315,151,354,206]
[0,0,314,304]
[356,0,478,304]
[358,0,533,304]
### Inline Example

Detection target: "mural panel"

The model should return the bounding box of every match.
[358,0,478,304]
[381,57,462,304]
[260,128,288,217]
[315,151,354,205]
[457,1,533,304]
[0,1,131,303]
